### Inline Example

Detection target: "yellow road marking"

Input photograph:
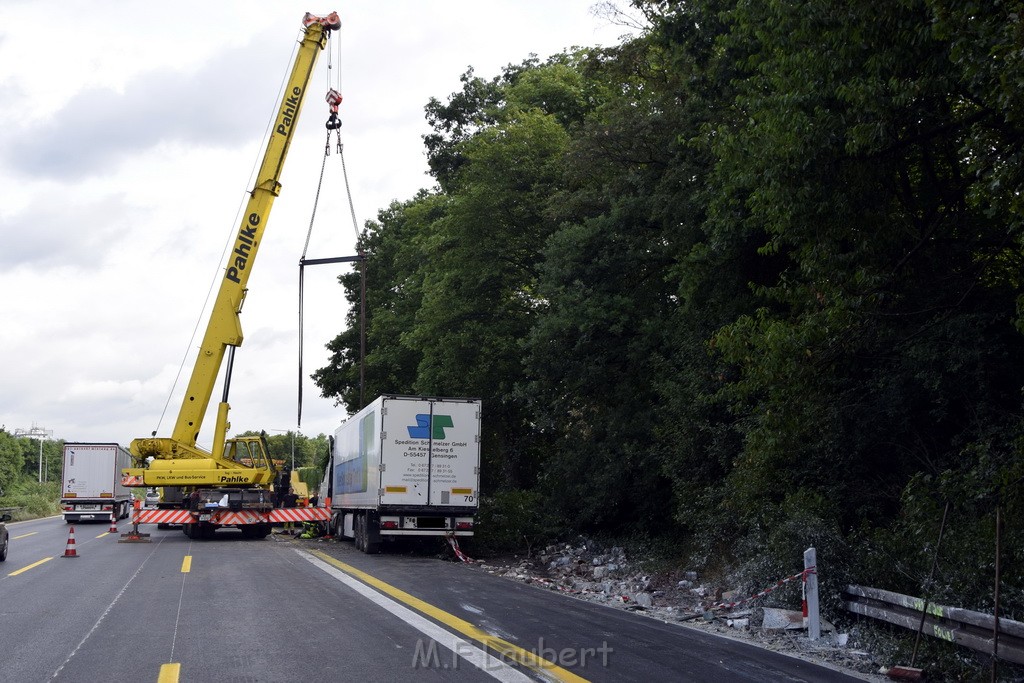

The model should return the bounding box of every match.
[13,532,37,540]
[158,662,180,683]
[8,557,53,576]
[97,532,110,538]
[180,556,192,573]
[309,550,589,682]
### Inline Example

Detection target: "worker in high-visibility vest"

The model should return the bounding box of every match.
[282,492,299,533]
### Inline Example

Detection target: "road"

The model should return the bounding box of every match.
[0,516,865,682]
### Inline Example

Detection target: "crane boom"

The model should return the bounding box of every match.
[131,12,339,467]
[121,13,340,540]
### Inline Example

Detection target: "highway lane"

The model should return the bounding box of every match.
[0,519,867,682]
[299,538,867,683]
[0,521,499,682]
[0,516,149,681]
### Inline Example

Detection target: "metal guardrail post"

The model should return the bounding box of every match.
[805,547,820,640]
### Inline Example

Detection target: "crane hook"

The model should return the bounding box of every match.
[325,88,343,130]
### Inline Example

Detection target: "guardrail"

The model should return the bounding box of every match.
[844,584,1024,665]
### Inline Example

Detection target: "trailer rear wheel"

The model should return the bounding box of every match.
[355,512,378,554]
[354,513,365,551]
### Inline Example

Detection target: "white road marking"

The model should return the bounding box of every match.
[300,551,533,683]
[50,540,165,679]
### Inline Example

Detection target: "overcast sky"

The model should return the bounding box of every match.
[0,1,633,450]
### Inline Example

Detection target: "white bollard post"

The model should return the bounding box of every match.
[804,546,820,641]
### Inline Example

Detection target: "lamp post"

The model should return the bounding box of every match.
[14,425,52,483]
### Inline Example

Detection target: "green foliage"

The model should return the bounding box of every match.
[313,192,445,412]
[296,466,324,494]
[311,2,1024,658]
[233,430,329,471]
[0,430,62,517]
[0,430,27,494]
[474,489,560,555]
[1,480,61,520]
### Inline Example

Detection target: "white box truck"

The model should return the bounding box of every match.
[324,395,481,553]
[60,443,134,523]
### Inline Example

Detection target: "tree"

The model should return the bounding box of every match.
[0,430,26,494]
[313,192,446,412]
[700,0,1024,590]
[235,430,329,470]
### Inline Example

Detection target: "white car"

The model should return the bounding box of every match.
[144,489,161,509]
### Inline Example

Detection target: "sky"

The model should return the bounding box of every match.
[0,1,635,450]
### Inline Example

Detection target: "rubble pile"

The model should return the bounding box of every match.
[473,540,883,678]
[478,540,713,619]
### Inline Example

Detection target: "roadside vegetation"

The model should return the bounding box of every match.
[2,2,1020,676]
[312,1,1023,674]
[0,430,62,520]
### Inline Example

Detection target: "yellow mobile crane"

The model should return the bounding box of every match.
[122,12,339,539]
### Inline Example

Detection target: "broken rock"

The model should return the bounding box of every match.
[761,607,804,630]
[634,592,653,608]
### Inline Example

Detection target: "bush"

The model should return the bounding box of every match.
[0,481,61,520]
[728,488,852,619]
[474,488,560,555]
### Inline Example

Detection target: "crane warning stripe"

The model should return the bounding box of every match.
[132,507,331,525]
[268,508,331,523]
[134,509,193,524]
[216,511,266,525]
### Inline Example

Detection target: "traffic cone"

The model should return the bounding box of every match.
[108,513,118,534]
[62,526,80,558]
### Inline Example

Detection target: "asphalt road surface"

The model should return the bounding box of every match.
[0,516,866,682]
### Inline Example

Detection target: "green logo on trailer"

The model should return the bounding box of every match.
[407,414,454,440]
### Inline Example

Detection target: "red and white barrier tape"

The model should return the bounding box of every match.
[711,566,816,611]
[446,534,473,563]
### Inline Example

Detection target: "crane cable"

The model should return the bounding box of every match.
[297,30,363,427]
[298,132,332,427]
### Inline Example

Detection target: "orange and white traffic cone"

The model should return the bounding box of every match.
[108,513,118,534]
[62,526,80,558]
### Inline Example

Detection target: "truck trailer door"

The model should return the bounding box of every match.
[378,398,480,507]
[424,400,479,506]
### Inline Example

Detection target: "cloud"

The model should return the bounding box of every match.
[0,192,136,267]
[1,35,285,179]
[0,0,629,447]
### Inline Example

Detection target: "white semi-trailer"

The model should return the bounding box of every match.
[325,395,481,553]
[61,443,133,523]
